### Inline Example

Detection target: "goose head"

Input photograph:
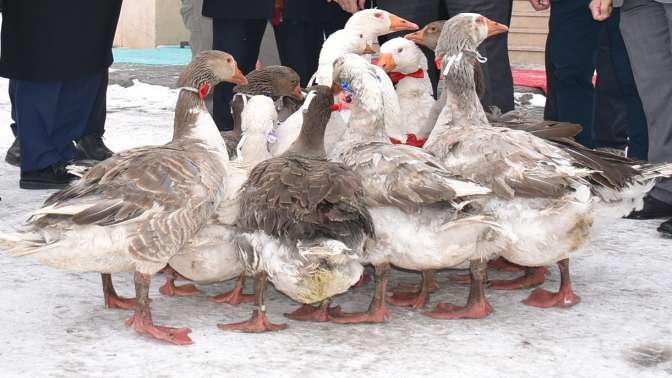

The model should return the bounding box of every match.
[435,13,508,58]
[234,65,303,101]
[177,50,247,99]
[377,37,428,74]
[345,9,419,37]
[332,53,381,96]
[405,20,446,50]
[323,29,376,59]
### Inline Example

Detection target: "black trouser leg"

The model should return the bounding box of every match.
[81,70,109,139]
[212,18,267,131]
[274,20,323,88]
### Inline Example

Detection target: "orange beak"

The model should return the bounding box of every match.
[389,14,419,32]
[331,81,343,96]
[376,53,397,73]
[363,43,376,54]
[405,27,426,45]
[229,67,248,85]
[486,18,509,38]
[291,84,304,101]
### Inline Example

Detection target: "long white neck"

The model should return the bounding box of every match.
[435,58,489,131]
[236,132,272,166]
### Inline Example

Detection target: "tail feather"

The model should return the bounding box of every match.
[639,162,672,181]
[0,232,48,257]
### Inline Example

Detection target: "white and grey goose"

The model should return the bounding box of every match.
[327,53,508,323]
[0,51,248,345]
[428,14,672,310]
[218,86,374,332]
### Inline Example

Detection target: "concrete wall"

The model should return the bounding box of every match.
[114,0,189,48]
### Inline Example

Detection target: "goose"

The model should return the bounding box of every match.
[0,51,247,344]
[377,37,435,147]
[218,86,374,332]
[427,14,672,310]
[159,95,279,305]
[223,66,304,158]
[344,9,419,55]
[326,53,508,321]
[272,29,374,157]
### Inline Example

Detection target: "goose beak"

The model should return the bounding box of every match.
[376,53,397,73]
[405,27,425,45]
[331,81,343,96]
[230,67,248,85]
[363,43,376,54]
[389,14,419,32]
[486,18,509,38]
[291,84,304,101]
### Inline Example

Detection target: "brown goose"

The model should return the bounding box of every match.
[223,65,304,158]
[0,51,247,344]
[218,86,374,332]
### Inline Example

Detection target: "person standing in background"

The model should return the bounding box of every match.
[591,0,672,236]
[0,0,122,189]
[203,0,350,132]
[180,0,212,59]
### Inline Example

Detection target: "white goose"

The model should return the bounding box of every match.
[0,51,247,344]
[327,53,509,322]
[161,95,279,305]
[377,37,435,147]
[428,14,672,310]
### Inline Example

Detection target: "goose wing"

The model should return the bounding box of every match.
[340,142,491,212]
[238,156,374,244]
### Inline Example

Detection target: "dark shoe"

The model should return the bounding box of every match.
[658,218,672,238]
[20,161,78,190]
[75,134,113,161]
[626,195,672,220]
[4,136,20,167]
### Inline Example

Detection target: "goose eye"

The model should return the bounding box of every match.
[397,48,403,53]
[226,58,232,63]
[429,27,436,32]
[374,12,383,18]
[359,33,363,38]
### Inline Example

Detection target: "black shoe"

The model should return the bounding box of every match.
[626,195,672,220]
[658,218,672,238]
[20,161,78,190]
[4,136,20,167]
[75,134,114,161]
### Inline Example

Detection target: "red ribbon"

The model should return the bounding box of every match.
[389,133,427,148]
[387,69,425,84]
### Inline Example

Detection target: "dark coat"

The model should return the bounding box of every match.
[203,0,342,22]
[0,0,122,82]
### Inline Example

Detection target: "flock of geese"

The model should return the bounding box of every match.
[2,12,671,345]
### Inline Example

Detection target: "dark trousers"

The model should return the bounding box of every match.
[9,72,108,138]
[593,9,648,160]
[15,71,104,171]
[211,18,325,131]
[547,0,601,148]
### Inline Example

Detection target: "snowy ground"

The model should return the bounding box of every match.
[1,75,671,378]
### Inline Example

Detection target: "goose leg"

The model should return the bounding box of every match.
[284,298,344,322]
[210,272,255,305]
[331,263,391,324]
[489,266,548,290]
[158,266,200,296]
[387,270,435,309]
[424,260,493,319]
[522,259,581,308]
[391,270,438,298]
[217,272,288,332]
[487,257,527,272]
[102,273,137,310]
[126,272,193,345]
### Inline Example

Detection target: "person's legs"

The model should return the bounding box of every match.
[443,0,515,112]
[609,8,648,161]
[548,0,600,148]
[211,18,266,131]
[75,70,114,161]
[274,20,323,87]
[181,0,213,57]
[543,33,558,121]
[620,0,672,204]
[4,79,20,166]
[593,21,629,153]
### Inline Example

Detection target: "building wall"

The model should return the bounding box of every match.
[114,0,189,48]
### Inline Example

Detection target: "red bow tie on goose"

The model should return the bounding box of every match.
[387,69,425,84]
[389,133,427,148]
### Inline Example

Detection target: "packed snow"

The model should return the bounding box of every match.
[0,77,671,377]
